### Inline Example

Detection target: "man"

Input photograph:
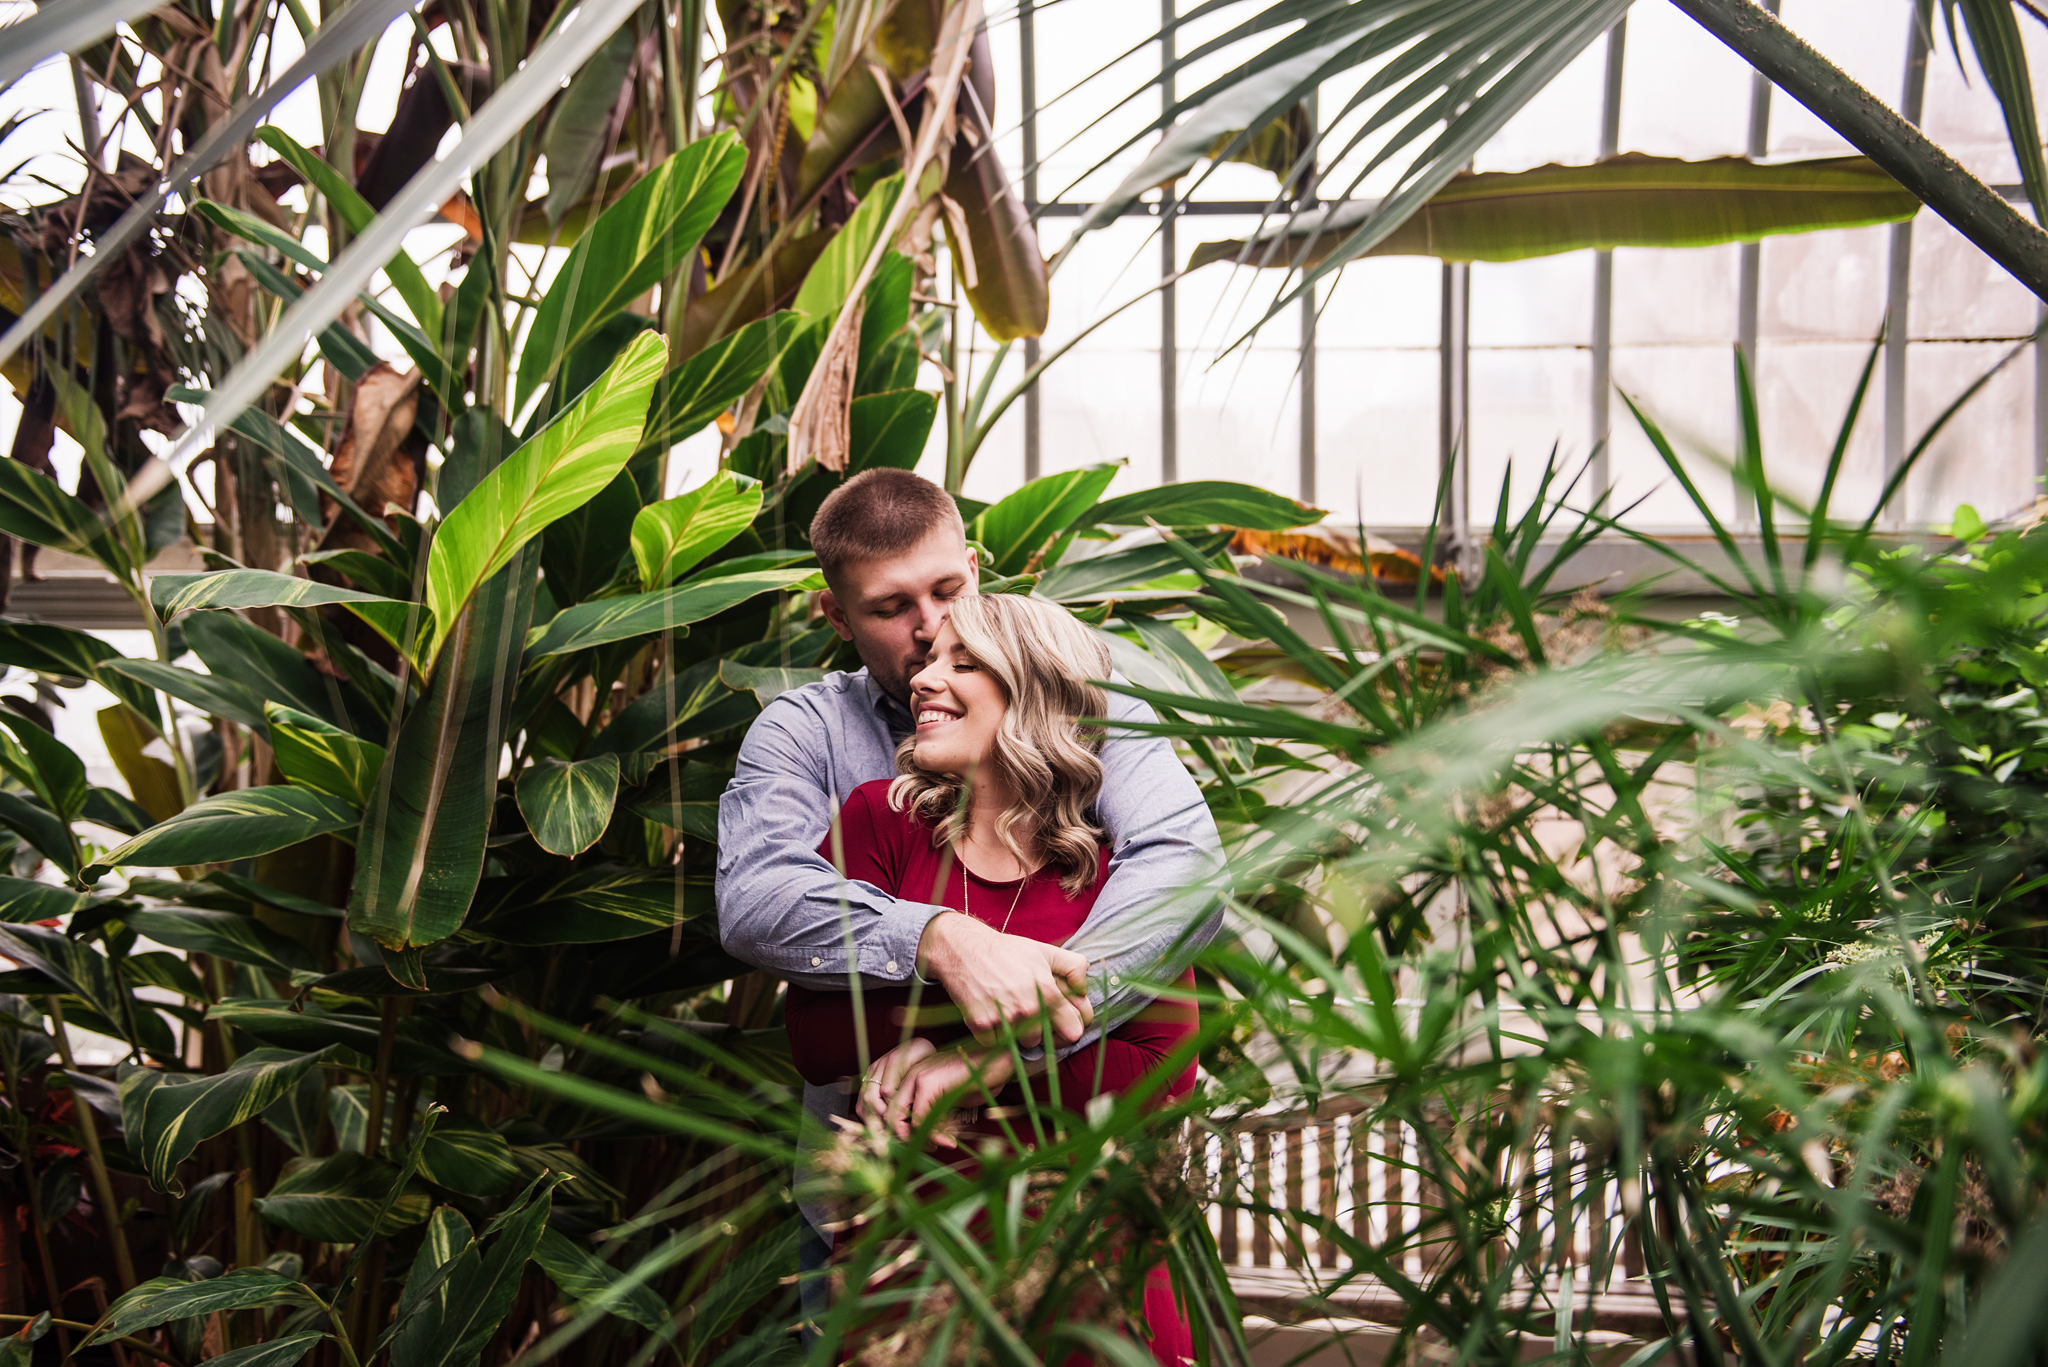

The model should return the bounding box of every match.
[714,470,1223,1289]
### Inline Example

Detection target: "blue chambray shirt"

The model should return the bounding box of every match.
[714,666,1224,1038]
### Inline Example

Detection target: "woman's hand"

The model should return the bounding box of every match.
[878,1046,1018,1145]
[859,1037,936,1133]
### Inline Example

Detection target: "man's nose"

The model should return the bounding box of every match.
[910,599,947,642]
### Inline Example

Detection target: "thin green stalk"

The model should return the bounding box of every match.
[43,998,137,1292]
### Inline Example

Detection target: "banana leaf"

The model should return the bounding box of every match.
[1189,154,1922,271]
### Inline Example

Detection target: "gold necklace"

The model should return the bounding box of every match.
[961,849,1031,935]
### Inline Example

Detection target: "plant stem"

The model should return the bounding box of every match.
[0,1315,184,1365]
[364,997,398,1162]
[43,998,138,1292]
[1671,0,2048,301]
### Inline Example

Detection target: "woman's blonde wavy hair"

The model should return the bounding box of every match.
[889,593,1111,896]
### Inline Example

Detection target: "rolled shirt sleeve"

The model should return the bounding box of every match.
[715,682,943,988]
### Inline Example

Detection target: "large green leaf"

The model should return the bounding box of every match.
[1035,532,1234,602]
[120,1047,328,1192]
[416,1115,521,1197]
[152,570,418,663]
[524,568,815,659]
[210,998,474,1073]
[266,703,387,807]
[514,756,620,859]
[971,464,1122,577]
[0,792,77,875]
[252,127,441,333]
[533,1229,667,1333]
[388,1176,560,1367]
[0,455,131,576]
[0,622,159,727]
[107,660,271,735]
[540,26,637,227]
[351,544,540,959]
[87,1270,318,1343]
[428,332,665,657]
[469,867,705,945]
[630,471,763,589]
[261,1065,328,1156]
[1085,481,1322,531]
[517,135,747,406]
[84,788,360,881]
[0,924,158,1052]
[193,1332,327,1367]
[124,909,321,978]
[252,1151,431,1242]
[182,611,356,731]
[687,1219,799,1357]
[540,470,641,607]
[0,715,87,821]
[634,313,792,459]
[0,877,95,923]
[1189,154,1921,270]
[791,173,903,319]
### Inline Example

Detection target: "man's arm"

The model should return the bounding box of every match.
[716,698,1093,1044]
[1060,691,1225,1047]
[715,700,941,987]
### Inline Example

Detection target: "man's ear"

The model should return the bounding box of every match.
[818,589,855,641]
[964,544,979,587]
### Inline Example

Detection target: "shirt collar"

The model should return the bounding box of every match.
[861,669,914,732]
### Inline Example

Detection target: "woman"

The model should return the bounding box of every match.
[784,592,1197,1365]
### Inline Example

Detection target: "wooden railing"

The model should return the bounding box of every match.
[1203,1100,1686,1341]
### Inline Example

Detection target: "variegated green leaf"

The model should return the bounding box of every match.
[193,1331,327,1367]
[534,1229,667,1332]
[516,135,747,406]
[426,332,665,658]
[0,714,87,821]
[107,660,271,734]
[0,455,132,576]
[119,1047,329,1192]
[125,909,321,977]
[629,471,762,589]
[266,703,386,807]
[0,877,95,923]
[719,661,827,707]
[417,1115,521,1197]
[470,867,705,945]
[388,1175,562,1367]
[88,1269,319,1343]
[634,312,792,457]
[525,568,816,659]
[970,464,1122,577]
[0,621,160,727]
[151,570,419,661]
[514,755,620,858]
[251,1151,431,1243]
[84,787,360,881]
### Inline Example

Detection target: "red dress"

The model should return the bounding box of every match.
[785,780,1197,1365]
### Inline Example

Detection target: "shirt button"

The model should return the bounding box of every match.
[885,960,899,974]
[1109,975,1120,986]
[810,957,822,967]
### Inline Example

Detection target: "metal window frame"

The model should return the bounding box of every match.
[1010,3,2048,530]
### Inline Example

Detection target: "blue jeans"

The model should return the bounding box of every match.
[797,1220,833,1351]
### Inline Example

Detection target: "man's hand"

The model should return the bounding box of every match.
[916,910,1092,1047]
